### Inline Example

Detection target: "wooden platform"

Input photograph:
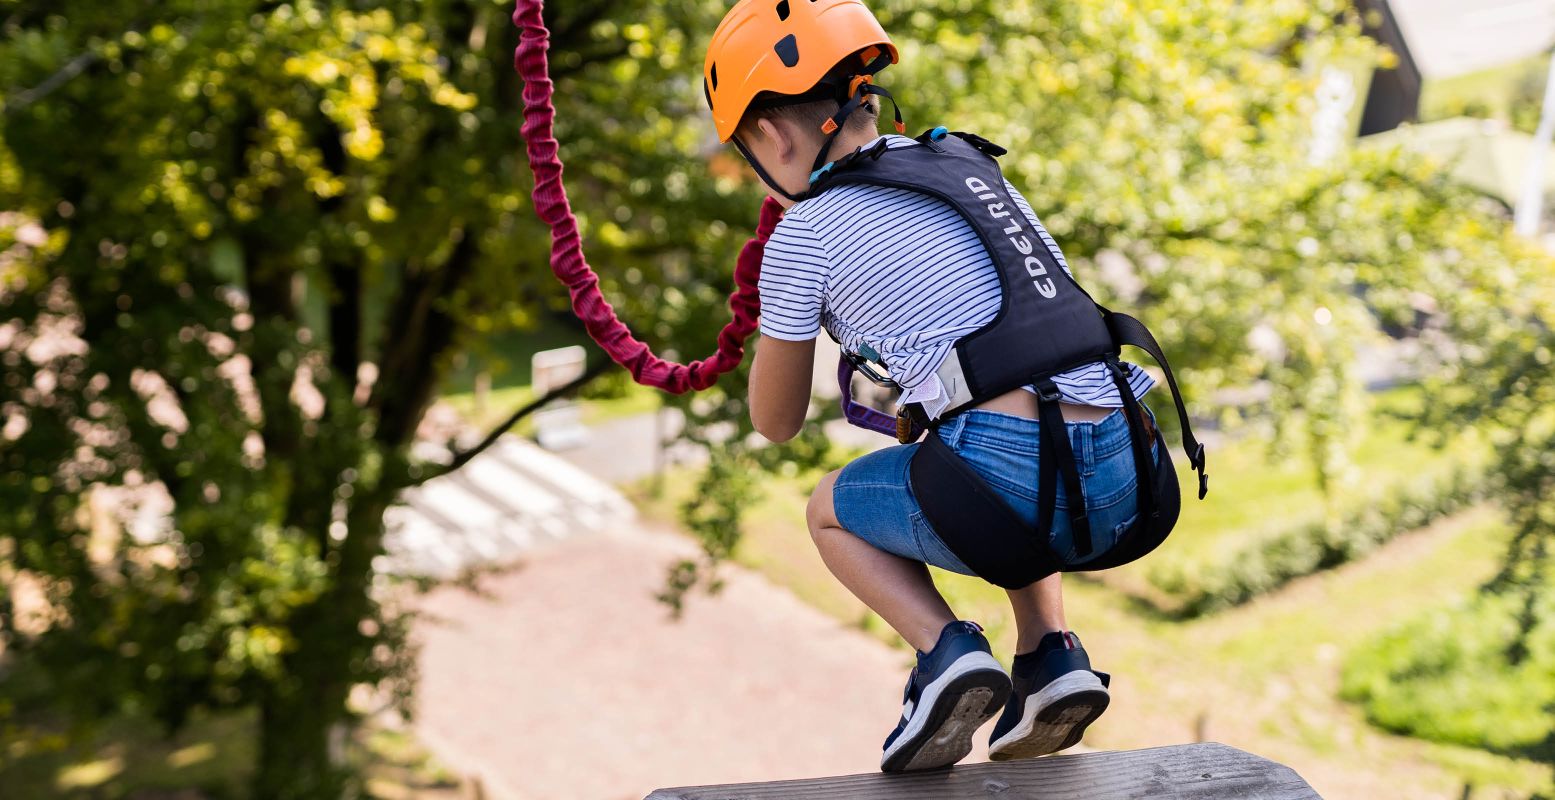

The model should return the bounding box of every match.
[644,743,1321,799]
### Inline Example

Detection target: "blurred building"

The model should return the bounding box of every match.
[1354,0,1555,135]
[1345,0,1555,223]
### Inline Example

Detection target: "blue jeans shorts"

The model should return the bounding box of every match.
[831,408,1159,575]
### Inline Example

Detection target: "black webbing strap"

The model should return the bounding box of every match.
[1036,403,1058,536]
[1106,357,1157,522]
[1103,310,1209,499]
[811,82,904,178]
[911,430,1064,589]
[1035,379,1092,558]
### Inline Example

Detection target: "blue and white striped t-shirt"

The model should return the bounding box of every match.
[758,134,1153,418]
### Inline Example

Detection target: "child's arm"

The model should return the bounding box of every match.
[750,213,826,443]
[749,334,815,442]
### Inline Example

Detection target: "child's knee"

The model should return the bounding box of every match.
[806,469,843,535]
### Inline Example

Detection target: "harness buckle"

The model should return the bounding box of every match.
[1192,443,1208,499]
[1035,381,1062,404]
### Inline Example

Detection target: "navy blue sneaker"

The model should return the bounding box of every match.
[881,621,1011,773]
[987,631,1110,761]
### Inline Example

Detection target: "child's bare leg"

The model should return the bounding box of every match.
[1007,575,1067,654]
[808,470,956,652]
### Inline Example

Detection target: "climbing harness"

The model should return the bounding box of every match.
[511,0,778,393]
[819,127,1210,589]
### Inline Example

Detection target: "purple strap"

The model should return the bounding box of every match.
[837,357,914,439]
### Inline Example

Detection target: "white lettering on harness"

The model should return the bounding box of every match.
[1025,256,1057,298]
[965,176,1056,299]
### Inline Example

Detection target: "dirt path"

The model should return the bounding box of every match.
[412,523,991,800]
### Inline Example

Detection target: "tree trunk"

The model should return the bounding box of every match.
[256,672,350,799]
[254,492,394,799]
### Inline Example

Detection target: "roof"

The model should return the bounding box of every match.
[1388,0,1555,78]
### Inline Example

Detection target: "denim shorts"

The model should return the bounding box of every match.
[831,408,1159,575]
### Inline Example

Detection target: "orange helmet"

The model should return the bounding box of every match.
[704,0,899,142]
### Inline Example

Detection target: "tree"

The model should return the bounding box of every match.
[0,0,764,795]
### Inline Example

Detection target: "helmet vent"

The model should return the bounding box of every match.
[774,34,800,68]
[710,63,719,90]
[776,0,790,20]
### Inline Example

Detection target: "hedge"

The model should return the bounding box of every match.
[1148,462,1491,617]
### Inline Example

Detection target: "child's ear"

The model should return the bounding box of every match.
[756,117,795,163]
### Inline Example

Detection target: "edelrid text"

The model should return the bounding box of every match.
[965,176,1056,299]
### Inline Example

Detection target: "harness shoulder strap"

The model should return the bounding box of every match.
[1103,309,1208,499]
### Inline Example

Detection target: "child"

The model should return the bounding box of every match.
[704,0,1162,773]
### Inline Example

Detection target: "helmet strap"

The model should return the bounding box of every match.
[809,81,904,180]
[732,135,809,204]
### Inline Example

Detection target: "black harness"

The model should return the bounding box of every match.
[815,128,1209,590]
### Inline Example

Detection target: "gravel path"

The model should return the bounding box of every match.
[412,522,992,800]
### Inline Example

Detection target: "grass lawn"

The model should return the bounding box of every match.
[440,379,661,435]
[436,316,663,435]
[442,322,595,395]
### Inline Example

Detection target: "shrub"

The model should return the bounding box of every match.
[1150,462,1490,616]
[1341,592,1555,755]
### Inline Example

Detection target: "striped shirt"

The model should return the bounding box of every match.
[758,134,1154,418]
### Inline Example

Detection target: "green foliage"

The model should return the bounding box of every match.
[0,1,733,795]
[657,374,844,614]
[1342,590,1555,759]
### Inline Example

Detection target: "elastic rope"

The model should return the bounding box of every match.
[512,0,781,394]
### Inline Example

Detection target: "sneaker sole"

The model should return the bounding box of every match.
[881,652,1011,773]
[987,669,1110,761]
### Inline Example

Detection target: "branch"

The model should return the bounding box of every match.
[327,261,361,388]
[550,42,631,81]
[372,229,482,448]
[417,358,615,484]
[4,50,101,115]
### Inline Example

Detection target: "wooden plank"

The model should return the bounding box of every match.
[644,743,1320,800]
